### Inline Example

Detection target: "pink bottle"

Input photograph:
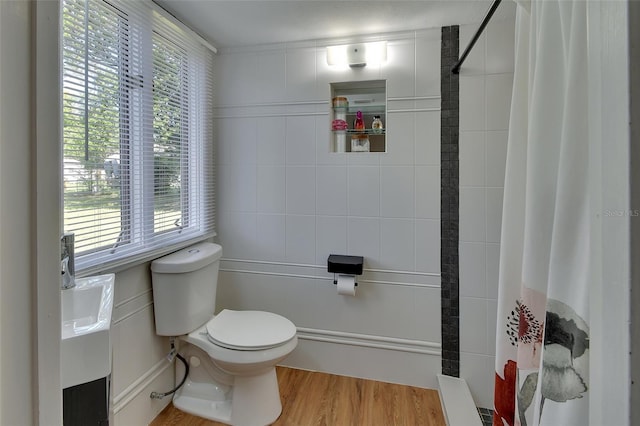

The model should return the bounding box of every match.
[354,110,365,132]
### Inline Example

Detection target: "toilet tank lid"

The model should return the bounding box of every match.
[151,242,222,274]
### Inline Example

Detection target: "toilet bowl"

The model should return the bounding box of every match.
[174,312,297,425]
[196,309,297,374]
[151,243,298,425]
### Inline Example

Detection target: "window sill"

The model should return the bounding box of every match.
[76,231,217,278]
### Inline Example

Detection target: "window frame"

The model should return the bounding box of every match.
[62,0,216,276]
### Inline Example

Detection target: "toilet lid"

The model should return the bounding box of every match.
[206,309,297,350]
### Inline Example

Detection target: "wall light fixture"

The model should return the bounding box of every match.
[326,41,387,68]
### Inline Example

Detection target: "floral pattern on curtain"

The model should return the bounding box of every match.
[493,1,590,425]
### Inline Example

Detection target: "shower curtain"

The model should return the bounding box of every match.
[493,1,590,425]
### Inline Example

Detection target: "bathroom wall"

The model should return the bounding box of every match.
[630,2,640,423]
[110,264,174,425]
[0,1,36,424]
[213,30,443,388]
[458,18,515,408]
[588,1,633,423]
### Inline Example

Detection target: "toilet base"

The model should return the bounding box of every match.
[174,382,232,421]
[173,361,282,425]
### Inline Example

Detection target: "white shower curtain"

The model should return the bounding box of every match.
[493,1,590,425]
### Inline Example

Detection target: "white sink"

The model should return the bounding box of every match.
[61,273,115,389]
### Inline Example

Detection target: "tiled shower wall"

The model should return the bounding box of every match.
[458,17,515,408]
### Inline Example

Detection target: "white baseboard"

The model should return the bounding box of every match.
[297,327,441,355]
[282,329,441,389]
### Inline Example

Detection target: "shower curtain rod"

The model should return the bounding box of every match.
[451,0,503,74]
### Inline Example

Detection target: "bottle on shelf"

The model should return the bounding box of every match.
[351,134,370,152]
[332,119,348,131]
[354,110,365,133]
[332,96,348,109]
[371,115,383,134]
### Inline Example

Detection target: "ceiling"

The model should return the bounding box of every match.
[154,0,516,49]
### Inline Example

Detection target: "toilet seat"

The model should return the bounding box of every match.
[206,309,297,351]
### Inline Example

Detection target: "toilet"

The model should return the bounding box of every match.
[151,242,298,426]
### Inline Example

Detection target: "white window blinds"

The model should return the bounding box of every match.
[62,0,215,274]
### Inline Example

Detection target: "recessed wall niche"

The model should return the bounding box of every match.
[330,80,387,153]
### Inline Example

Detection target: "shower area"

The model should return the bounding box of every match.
[448,1,633,425]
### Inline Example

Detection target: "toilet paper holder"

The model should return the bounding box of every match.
[327,254,363,286]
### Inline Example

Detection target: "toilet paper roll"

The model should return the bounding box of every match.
[337,274,356,296]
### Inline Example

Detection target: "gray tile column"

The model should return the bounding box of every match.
[440,25,459,377]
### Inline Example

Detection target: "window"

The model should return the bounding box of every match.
[62,0,215,273]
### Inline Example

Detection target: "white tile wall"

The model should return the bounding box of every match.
[218,117,257,165]
[485,18,516,75]
[347,217,381,267]
[460,76,486,131]
[257,50,286,102]
[460,187,487,242]
[412,286,443,342]
[380,38,416,97]
[486,130,508,187]
[459,25,486,76]
[315,115,342,165]
[380,166,415,218]
[415,165,440,219]
[286,116,317,165]
[217,211,259,259]
[257,166,286,214]
[460,242,486,299]
[460,352,495,408]
[415,111,441,165]
[459,15,514,409]
[316,166,348,216]
[255,214,286,261]
[347,166,380,217]
[257,117,286,165]
[485,243,501,299]
[460,297,488,354]
[216,30,441,275]
[415,219,441,273]
[486,187,504,243]
[460,131,486,187]
[286,166,316,215]
[315,215,347,265]
[286,46,317,101]
[216,52,260,104]
[217,163,257,213]
[416,30,442,97]
[285,214,316,264]
[382,112,416,165]
[380,218,415,271]
[487,299,498,355]
[486,74,514,130]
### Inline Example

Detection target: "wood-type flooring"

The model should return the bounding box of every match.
[150,366,446,426]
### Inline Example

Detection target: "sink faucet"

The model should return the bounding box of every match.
[61,233,76,290]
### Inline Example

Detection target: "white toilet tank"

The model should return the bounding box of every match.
[151,242,223,336]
